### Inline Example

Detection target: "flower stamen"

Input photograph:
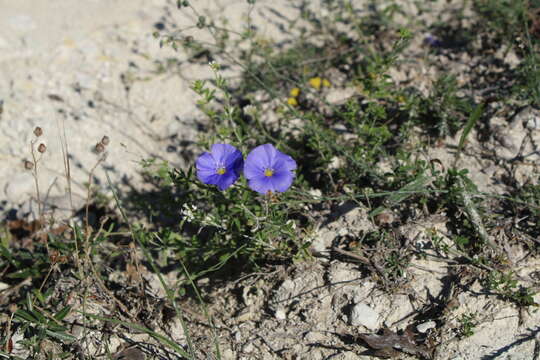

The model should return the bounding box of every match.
[264,168,274,177]
[216,167,226,175]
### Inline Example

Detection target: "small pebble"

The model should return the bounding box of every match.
[525,116,540,130]
[274,308,286,320]
[349,303,380,330]
[417,320,436,333]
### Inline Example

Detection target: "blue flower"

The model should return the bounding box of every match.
[244,144,296,194]
[424,34,441,47]
[196,144,243,190]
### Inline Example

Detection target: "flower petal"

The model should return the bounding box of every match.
[245,144,276,172]
[211,144,239,165]
[196,152,215,171]
[196,152,217,184]
[273,151,297,172]
[247,175,274,194]
[216,171,239,191]
[270,170,294,192]
[224,147,244,175]
[200,173,222,187]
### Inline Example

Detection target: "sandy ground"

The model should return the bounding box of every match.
[0,0,293,216]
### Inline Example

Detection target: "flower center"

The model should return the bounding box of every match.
[264,168,274,177]
[216,167,226,175]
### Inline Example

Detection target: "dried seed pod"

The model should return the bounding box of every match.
[101,135,110,146]
[24,160,34,170]
[33,126,43,137]
[95,142,105,153]
[374,211,394,227]
[37,143,46,153]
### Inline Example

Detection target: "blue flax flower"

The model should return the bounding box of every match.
[244,144,296,194]
[196,144,243,190]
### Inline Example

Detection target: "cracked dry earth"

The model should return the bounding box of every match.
[2,0,540,359]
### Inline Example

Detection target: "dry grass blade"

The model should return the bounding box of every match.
[81,312,190,358]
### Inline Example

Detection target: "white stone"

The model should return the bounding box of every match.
[349,303,380,330]
[417,320,436,333]
[275,308,286,320]
[325,87,356,105]
[525,116,540,130]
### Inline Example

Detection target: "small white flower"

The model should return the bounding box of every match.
[209,61,220,71]
[243,104,257,117]
[181,203,196,222]
[286,219,296,230]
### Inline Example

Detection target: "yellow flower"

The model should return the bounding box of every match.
[287,97,298,106]
[322,79,331,87]
[289,87,301,97]
[308,77,322,90]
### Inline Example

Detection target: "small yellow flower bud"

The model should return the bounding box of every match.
[289,87,301,97]
[308,77,322,90]
[287,97,298,106]
[322,79,331,87]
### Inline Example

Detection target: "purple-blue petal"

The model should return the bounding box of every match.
[224,148,244,175]
[273,152,297,172]
[216,171,239,191]
[196,152,215,171]
[247,175,274,194]
[245,144,275,172]
[196,152,217,184]
[270,170,294,192]
[211,144,238,165]
[244,159,263,180]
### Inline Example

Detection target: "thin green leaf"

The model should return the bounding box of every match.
[54,306,72,321]
[456,103,483,161]
[14,309,39,323]
[45,329,76,342]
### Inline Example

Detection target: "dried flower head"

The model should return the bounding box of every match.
[8,303,18,314]
[37,143,46,153]
[244,144,296,194]
[24,160,34,170]
[374,211,394,227]
[196,144,244,191]
[95,142,105,153]
[101,135,110,146]
[33,126,43,137]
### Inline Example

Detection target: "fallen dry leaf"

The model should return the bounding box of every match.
[357,326,433,359]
